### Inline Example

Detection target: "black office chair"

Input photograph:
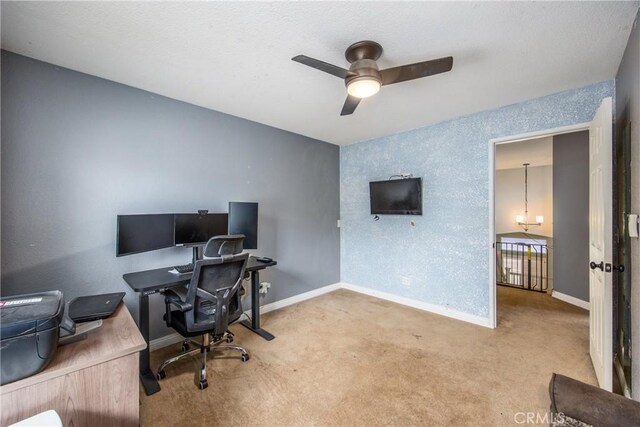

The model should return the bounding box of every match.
[156,235,250,390]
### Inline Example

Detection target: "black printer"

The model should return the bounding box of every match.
[0,291,75,385]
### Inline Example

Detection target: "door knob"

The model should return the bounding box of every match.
[613,264,625,272]
[590,261,604,271]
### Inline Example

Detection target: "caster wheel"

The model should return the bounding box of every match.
[226,335,234,343]
[241,353,250,362]
[181,343,190,352]
[198,380,208,390]
[156,370,166,380]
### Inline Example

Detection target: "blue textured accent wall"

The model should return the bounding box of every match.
[340,81,614,320]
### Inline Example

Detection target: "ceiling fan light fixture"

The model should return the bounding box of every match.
[346,77,381,98]
[292,40,453,115]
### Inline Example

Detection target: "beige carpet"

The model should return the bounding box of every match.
[141,287,595,426]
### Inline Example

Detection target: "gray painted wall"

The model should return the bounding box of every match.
[615,9,639,400]
[552,131,590,302]
[0,51,340,340]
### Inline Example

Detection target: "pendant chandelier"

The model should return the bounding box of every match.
[515,163,544,232]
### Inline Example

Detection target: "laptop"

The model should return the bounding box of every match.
[68,292,125,323]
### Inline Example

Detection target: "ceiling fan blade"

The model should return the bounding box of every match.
[341,95,361,116]
[380,56,453,86]
[292,55,350,79]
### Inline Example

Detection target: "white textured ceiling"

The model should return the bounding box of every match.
[496,136,553,170]
[1,2,638,145]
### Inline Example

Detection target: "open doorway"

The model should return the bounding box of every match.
[493,129,592,311]
[495,136,554,295]
[488,102,632,395]
[488,123,592,331]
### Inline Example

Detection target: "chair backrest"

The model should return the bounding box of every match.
[203,234,245,258]
[184,251,249,337]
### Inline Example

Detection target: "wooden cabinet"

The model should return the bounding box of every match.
[0,304,146,426]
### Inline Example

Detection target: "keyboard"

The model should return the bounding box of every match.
[173,263,194,274]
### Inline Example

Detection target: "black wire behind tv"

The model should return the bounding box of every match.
[116,214,175,257]
[370,177,423,215]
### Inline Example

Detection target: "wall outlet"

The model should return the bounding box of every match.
[400,275,411,288]
[337,219,341,228]
[259,281,271,295]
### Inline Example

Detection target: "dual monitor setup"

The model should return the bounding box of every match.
[116,202,258,262]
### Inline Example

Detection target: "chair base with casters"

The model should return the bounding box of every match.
[156,330,250,390]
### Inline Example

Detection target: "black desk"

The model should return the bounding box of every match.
[123,256,277,396]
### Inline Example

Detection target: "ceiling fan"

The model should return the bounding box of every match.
[292,40,453,116]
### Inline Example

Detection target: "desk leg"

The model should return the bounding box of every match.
[240,270,275,341]
[138,293,161,396]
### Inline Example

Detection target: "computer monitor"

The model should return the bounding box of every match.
[116,214,175,257]
[228,202,258,249]
[174,213,229,247]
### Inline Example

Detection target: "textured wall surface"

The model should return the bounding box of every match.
[615,9,639,400]
[553,131,590,302]
[1,51,340,340]
[341,81,613,320]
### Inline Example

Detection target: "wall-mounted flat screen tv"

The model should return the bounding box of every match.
[369,177,422,215]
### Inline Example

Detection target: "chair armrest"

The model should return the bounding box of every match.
[164,289,193,312]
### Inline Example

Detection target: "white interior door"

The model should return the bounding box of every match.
[589,97,613,391]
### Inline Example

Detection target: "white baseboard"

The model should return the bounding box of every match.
[149,282,342,351]
[259,282,342,315]
[339,282,493,328]
[552,290,590,311]
[150,281,494,350]
[150,332,184,352]
[147,285,597,352]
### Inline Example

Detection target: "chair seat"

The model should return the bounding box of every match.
[165,311,211,337]
[165,309,243,338]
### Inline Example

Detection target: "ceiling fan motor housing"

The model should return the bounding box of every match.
[345,40,383,62]
[346,59,382,87]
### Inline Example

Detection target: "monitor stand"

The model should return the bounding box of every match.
[192,246,199,264]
